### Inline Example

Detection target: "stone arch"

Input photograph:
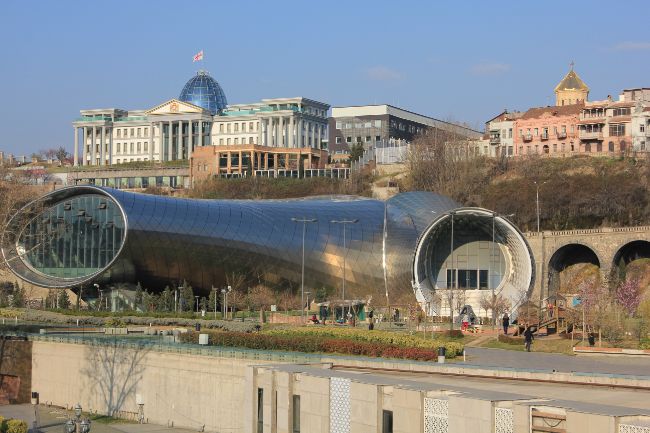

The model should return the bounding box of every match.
[547,243,600,295]
[612,240,650,276]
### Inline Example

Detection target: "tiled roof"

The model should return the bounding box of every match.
[520,103,584,120]
[554,69,589,92]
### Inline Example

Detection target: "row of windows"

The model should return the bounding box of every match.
[390,119,422,134]
[218,122,258,133]
[336,135,382,144]
[336,120,382,129]
[115,127,149,138]
[218,137,256,145]
[116,142,150,154]
[519,125,573,137]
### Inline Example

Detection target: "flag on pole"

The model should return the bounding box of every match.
[193,50,204,62]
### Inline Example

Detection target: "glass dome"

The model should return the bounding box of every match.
[179,70,227,114]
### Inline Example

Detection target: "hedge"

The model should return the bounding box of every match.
[263,327,464,355]
[180,330,461,360]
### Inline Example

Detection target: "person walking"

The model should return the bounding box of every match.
[502,312,510,335]
[523,325,534,352]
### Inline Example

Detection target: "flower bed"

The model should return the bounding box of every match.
[180,329,462,360]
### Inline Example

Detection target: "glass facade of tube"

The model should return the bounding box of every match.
[16,195,125,279]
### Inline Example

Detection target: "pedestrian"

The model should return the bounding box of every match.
[461,313,469,331]
[502,312,510,335]
[524,325,534,352]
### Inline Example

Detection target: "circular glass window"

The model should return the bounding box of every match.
[16,194,126,279]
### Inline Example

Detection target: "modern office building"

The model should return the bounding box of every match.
[328,104,482,156]
[72,71,329,167]
[1,186,534,315]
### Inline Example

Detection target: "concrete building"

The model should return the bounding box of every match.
[513,104,582,157]
[328,104,481,156]
[72,71,329,168]
[484,111,523,158]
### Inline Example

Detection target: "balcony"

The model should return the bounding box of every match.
[557,131,567,139]
[489,137,501,145]
[523,134,533,142]
[579,130,603,140]
[540,133,549,141]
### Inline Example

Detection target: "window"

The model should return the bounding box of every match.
[346,136,351,143]
[130,128,134,137]
[608,141,615,152]
[364,122,372,128]
[534,128,538,136]
[137,142,141,152]
[234,123,239,132]
[144,127,148,137]
[374,120,382,127]
[227,138,231,145]
[257,388,263,433]
[335,122,342,129]
[116,159,120,164]
[117,143,121,153]
[219,124,224,133]
[227,124,231,133]
[242,122,246,132]
[519,129,523,137]
[250,137,254,144]
[219,139,224,145]
[144,142,148,152]
[382,410,393,433]
[356,136,362,143]
[249,122,254,130]
[610,124,625,136]
[137,128,141,137]
[641,125,645,133]
[508,128,512,138]
[612,107,631,117]
[375,135,381,141]
[130,143,134,153]
[365,136,371,142]
[116,129,121,138]
[234,138,239,145]
[336,137,341,144]
[292,395,300,433]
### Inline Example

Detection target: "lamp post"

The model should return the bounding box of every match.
[221,288,227,319]
[211,286,217,319]
[226,285,232,320]
[291,217,318,324]
[195,295,200,313]
[534,180,547,312]
[330,218,359,320]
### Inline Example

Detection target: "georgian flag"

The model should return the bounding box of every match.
[193,50,204,62]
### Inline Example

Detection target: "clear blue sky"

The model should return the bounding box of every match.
[1,0,649,156]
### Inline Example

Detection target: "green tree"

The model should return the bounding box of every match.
[46,290,57,309]
[349,143,365,163]
[11,285,25,308]
[199,296,208,312]
[57,290,71,309]
[208,288,219,313]
[180,281,194,312]
[159,286,173,312]
[134,282,144,310]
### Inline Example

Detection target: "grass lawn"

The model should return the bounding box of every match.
[481,337,578,355]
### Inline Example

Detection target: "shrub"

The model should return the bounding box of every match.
[6,419,27,433]
[0,416,5,433]
[180,329,460,360]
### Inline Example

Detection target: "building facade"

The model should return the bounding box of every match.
[513,104,582,157]
[72,72,329,168]
[484,110,523,158]
[328,104,481,156]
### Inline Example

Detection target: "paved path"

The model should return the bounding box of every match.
[0,405,197,433]
[462,346,650,376]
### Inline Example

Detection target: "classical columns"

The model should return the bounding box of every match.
[188,120,193,159]
[297,119,303,148]
[177,120,183,160]
[82,127,88,166]
[99,126,106,166]
[198,120,203,147]
[73,127,79,166]
[167,121,173,161]
[91,127,96,165]
[149,123,155,161]
[289,117,295,148]
[108,127,113,165]
[279,117,285,147]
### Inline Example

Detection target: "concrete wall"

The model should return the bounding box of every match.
[31,340,276,432]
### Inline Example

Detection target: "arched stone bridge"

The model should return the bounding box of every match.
[525,226,650,302]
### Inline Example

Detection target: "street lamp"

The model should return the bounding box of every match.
[533,180,547,233]
[221,288,227,319]
[330,219,358,319]
[291,217,318,324]
[211,286,217,319]
[195,295,200,313]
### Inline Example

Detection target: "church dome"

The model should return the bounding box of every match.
[179,70,227,114]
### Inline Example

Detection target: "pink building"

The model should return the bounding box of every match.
[513,104,582,156]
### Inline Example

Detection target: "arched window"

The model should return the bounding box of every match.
[620,140,626,151]
[608,141,614,152]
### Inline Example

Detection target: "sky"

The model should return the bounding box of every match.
[1,0,649,156]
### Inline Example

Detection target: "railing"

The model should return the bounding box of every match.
[523,134,533,142]
[489,137,501,145]
[579,131,603,139]
[540,133,549,141]
[556,131,567,139]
